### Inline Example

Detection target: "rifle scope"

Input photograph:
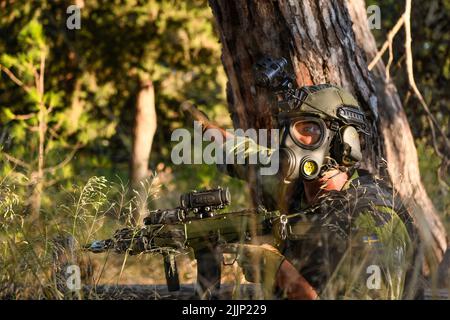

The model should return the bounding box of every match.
[180,187,230,213]
[144,187,231,225]
[253,56,289,89]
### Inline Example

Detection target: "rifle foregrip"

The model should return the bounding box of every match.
[163,253,180,292]
[195,246,222,300]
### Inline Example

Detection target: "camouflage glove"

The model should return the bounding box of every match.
[234,244,285,299]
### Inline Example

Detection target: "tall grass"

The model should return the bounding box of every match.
[0,174,162,299]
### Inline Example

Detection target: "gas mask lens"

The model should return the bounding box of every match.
[290,120,323,148]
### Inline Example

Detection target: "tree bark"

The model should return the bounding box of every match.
[130,78,157,225]
[208,0,446,263]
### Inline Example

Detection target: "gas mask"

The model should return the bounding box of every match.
[279,116,335,182]
[253,57,368,183]
[277,114,365,183]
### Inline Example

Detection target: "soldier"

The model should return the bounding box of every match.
[200,84,421,300]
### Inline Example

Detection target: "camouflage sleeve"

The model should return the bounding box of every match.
[217,135,281,202]
[217,135,274,179]
[321,206,413,300]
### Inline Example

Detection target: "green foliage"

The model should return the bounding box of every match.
[0,1,231,217]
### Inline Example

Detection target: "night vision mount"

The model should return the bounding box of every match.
[253,56,304,113]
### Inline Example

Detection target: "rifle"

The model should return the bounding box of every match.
[85,187,282,299]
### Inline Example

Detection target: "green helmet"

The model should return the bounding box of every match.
[277,84,369,182]
[278,84,368,132]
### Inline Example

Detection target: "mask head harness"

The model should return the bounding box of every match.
[253,56,370,183]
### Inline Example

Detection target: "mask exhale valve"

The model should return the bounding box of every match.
[301,159,319,178]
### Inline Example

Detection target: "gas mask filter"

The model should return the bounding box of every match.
[279,117,334,183]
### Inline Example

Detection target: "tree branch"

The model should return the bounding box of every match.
[44,143,83,175]
[368,15,405,71]
[1,152,31,170]
[13,113,37,121]
[0,64,31,93]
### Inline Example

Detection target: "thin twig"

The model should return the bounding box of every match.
[0,64,31,93]
[1,152,30,169]
[368,15,405,71]
[386,30,394,82]
[403,89,412,107]
[44,143,83,175]
[26,125,40,132]
[12,113,37,121]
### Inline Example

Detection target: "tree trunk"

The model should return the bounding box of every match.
[29,52,47,221]
[208,0,446,263]
[130,78,157,225]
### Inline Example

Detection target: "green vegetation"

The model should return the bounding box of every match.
[0,1,247,298]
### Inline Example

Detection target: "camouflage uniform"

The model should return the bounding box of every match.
[277,169,419,299]
[219,141,420,299]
